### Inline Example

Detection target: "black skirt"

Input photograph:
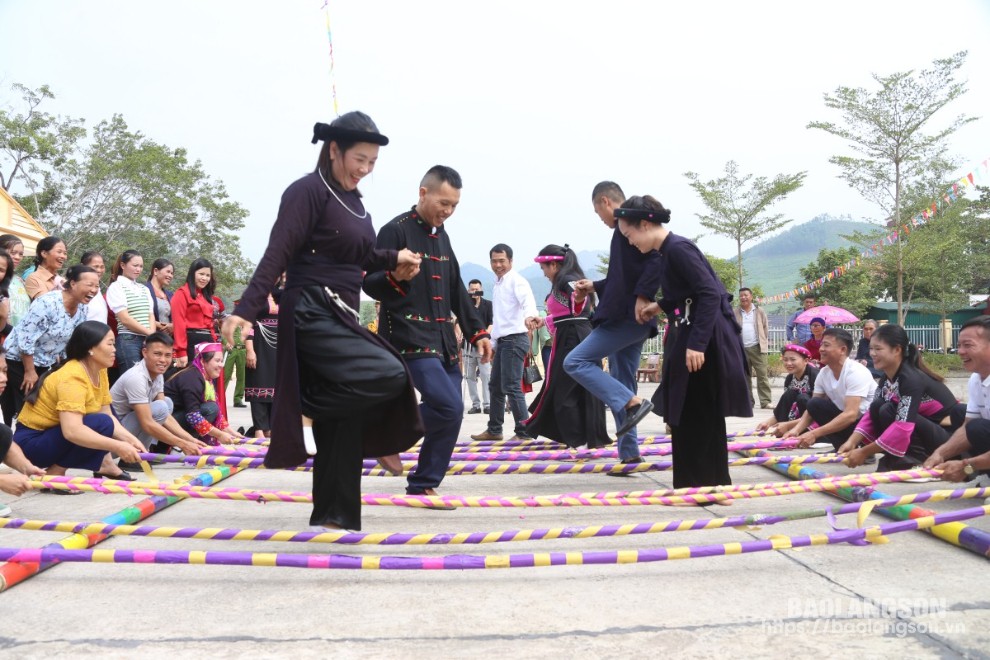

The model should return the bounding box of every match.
[523,318,611,449]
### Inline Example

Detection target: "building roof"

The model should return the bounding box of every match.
[0,187,50,254]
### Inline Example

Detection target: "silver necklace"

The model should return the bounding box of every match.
[318,168,367,219]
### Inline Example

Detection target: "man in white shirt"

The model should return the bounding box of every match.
[471,244,540,441]
[925,315,990,481]
[781,328,875,450]
[733,287,771,409]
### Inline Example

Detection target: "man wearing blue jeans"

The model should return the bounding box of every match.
[364,166,491,503]
[472,244,540,442]
[564,181,661,463]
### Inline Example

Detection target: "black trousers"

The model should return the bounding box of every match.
[806,397,859,450]
[0,359,51,426]
[250,401,273,432]
[773,388,811,424]
[295,287,406,530]
[869,400,949,472]
[669,358,731,489]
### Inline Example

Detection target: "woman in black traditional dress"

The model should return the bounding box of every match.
[616,195,751,488]
[244,280,282,438]
[756,344,820,434]
[222,112,423,531]
[522,245,611,449]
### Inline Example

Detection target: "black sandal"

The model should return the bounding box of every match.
[93,469,136,482]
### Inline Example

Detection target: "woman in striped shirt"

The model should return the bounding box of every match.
[106,250,154,373]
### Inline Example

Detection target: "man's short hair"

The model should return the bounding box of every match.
[421,165,462,190]
[823,327,853,354]
[803,294,816,302]
[144,332,174,349]
[961,315,990,341]
[490,243,513,259]
[468,279,483,287]
[739,287,753,295]
[591,181,624,204]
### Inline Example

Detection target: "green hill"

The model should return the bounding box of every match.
[733,214,878,306]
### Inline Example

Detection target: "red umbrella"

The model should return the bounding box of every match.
[794,304,859,325]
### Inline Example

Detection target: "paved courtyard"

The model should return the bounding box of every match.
[0,375,988,659]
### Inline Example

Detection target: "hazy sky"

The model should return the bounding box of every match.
[3,0,989,288]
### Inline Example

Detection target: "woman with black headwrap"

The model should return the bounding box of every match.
[222,112,423,531]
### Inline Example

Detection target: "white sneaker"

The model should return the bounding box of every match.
[0,503,11,517]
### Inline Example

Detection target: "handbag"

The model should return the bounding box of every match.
[522,353,543,385]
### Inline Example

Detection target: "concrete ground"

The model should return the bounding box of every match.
[0,373,988,659]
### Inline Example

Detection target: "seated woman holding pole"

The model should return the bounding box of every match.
[13,321,145,484]
[840,324,958,471]
[164,342,241,446]
[756,344,820,435]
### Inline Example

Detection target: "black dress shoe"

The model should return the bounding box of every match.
[117,460,143,471]
[615,400,654,437]
[233,402,247,408]
[483,407,491,414]
[467,406,482,414]
[93,469,136,482]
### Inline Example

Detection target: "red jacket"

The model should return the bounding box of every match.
[172,283,216,358]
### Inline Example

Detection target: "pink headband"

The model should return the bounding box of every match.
[782,344,812,359]
[534,255,565,263]
[195,342,223,357]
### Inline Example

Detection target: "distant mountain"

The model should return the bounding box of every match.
[732,214,878,308]
[459,249,607,308]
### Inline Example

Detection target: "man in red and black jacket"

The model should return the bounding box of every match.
[364,165,491,503]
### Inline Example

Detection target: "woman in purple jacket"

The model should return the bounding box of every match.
[616,195,751,489]
[221,112,423,532]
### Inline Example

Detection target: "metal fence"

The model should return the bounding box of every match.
[640,324,962,356]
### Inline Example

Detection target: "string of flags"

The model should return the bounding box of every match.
[758,157,989,305]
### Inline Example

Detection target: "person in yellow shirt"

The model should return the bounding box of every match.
[13,321,146,485]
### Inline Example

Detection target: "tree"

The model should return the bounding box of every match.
[959,186,990,294]
[807,51,977,325]
[684,161,806,290]
[0,83,85,215]
[706,253,739,296]
[28,114,253,296]
[798,246,882,319]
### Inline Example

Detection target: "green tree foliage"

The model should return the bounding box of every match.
[9,110,252,298]
[0,83,86,215]
[798,246,880,319]
[595,252,609,277]
[807,51,976,324]
[960,186,990,294]
[684,160,806,290]
[707,253,740,296]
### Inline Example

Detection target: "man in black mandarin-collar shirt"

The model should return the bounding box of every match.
[364,166,492,503]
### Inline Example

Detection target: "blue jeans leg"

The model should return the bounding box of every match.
[405,358,463,493]
[564,320,650,460]
[116,333,145,374]
[609,336,649,459]
[487,334,529,436]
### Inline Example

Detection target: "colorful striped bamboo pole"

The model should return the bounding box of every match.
[2,487,984,547]
[135,452,848,475]
[737,447,990,558]
[198,436,799,462]
[0,465,239,592]
[0,504,984,570]
[30,466,935,508]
